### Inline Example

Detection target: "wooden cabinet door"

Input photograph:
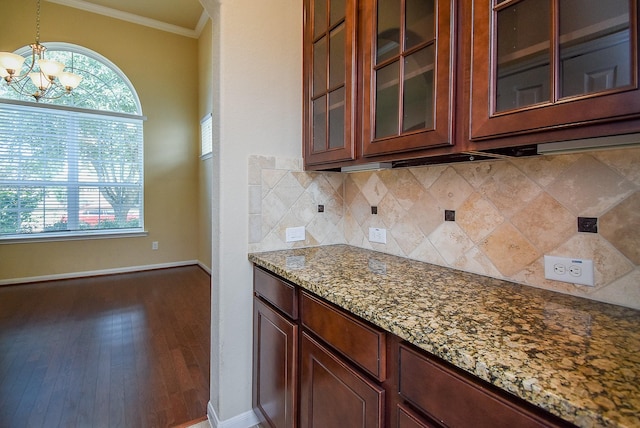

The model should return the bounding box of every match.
[300,332,385,428]
[361,0,455,157]
[253,298,298,428]
[468,0,640,143]
[303,0,358,167]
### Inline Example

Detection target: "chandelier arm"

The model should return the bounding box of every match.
[0,0,79,102]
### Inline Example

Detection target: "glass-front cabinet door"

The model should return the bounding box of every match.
[362,0,454,157]
[304,0,357,166]
[470,0,640,140]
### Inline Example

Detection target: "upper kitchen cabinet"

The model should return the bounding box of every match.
[304,0,358,166]
[362,0,455,157]
[468,0,640,144]
[303,0,456,169]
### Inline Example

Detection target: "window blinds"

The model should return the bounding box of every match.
[0,101,144,238]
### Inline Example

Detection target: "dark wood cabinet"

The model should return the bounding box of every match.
[303,0,640,170]
[253,268,299,428]
[300,332,385,428]
[303,0,359,166]
[304,0,457,170]
[466,0,640,148]
[360,0,455,157]
[252,264,577,428]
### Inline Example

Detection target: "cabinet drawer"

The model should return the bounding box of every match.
[254,267,298,319]
[398,344,570,428]
[301,292,386,381]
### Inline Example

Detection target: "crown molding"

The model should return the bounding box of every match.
[195,9,210,36]
[46,0,200,38]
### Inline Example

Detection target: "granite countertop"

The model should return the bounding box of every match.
[248,245,640,428]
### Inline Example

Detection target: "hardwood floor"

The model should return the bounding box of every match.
[0,265,210,428]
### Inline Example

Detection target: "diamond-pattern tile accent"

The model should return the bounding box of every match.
[379,169,423,211]
[479,162,541,218]
[546,155,635,216]
[429,222,475,265]
[457,192,504,243]
[600,192,640,265]
[407,191,441,237]
[249,149,640,309]
[511,193,574,254]
[594,148,640,187]
[429,167,474,210]
[479,223,539,277]
[390,218,425,256]
[360,173,389,206]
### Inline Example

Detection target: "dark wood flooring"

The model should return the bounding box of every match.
[0,265,210,428]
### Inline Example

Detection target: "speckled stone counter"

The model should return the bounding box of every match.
[249,245,640,428]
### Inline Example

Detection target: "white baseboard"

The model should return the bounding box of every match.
[0,260,205,286]
[198,261,212,274]
[207,401,260,428]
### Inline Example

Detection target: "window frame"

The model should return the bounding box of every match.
[0,43,146,243]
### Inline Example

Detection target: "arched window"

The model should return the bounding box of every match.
[0,43,145,240]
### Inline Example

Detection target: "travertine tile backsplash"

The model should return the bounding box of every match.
[248,148,640,309]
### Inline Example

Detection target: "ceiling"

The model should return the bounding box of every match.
[47,0,207,38]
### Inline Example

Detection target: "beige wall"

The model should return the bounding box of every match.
[249,148,640,310]
[0,0,200,280]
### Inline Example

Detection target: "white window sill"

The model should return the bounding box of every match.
[0,229,148,244]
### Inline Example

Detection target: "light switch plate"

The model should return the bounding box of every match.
[285,226,305,242]
[544,255,594,286]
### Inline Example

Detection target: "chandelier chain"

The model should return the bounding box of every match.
[36,0,41,44]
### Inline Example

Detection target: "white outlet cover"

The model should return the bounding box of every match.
[544,255,594,286]
[369,227,387,244]
[285,226,305,242]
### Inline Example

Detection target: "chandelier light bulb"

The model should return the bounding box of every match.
[0,52,26,76]
[37,59,65,78]
[29,72,52,91]
[58,71,82,89]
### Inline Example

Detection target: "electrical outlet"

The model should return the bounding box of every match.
[285,226,305,242]
[369,227,387,244]
[544,255,594,286]
[152,241,158,250]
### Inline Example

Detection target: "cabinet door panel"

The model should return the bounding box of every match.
[470,0,640,141]
[300,333,384,428]
[253,298,298,428]
[304,0,357,166]
[362,0,454,157]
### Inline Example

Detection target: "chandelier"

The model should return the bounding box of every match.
[0,0,82,102]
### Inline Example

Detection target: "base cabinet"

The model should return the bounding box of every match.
[252,265,576,428]
[300,333,385,428]
[253,269,298,428]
